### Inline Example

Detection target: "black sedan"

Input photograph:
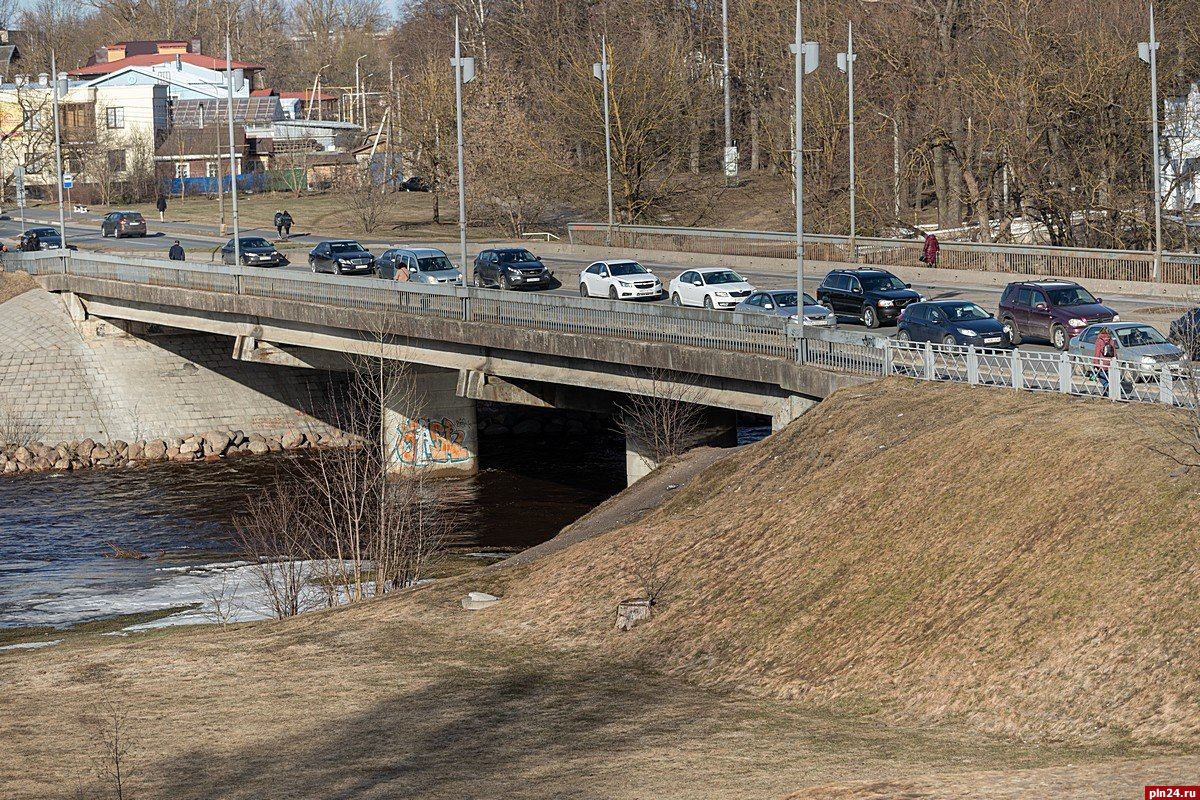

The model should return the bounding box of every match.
[222,236,287,267]
[897,300,1010,348]
[1169,308,1200,358]
[308,240,375,275]
[20,226,62,249]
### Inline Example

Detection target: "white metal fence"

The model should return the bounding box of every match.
[10,250,1196,409]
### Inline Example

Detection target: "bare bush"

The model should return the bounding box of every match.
[616,369,709,467]
[202,571,242,630]
[342,165,387,234]
[234,479,318,619]
[0,400,45,448]
[87,696,134,800]
[620,538,677,607]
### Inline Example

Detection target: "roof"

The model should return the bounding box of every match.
[278,90,337,102]
[391,247,449,257]
[170,97,283,127]
[68,53,263,76]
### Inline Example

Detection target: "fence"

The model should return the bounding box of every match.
[164,169,307,197]
[567,223,1200,286]
[11,251,1196,410]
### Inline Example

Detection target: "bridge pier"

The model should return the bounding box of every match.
[625,407,738,485]
[383,366,478,477]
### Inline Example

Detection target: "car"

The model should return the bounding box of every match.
[221,236,286,266]
[579,259,663,300]
[376,247,464,285]
[998,280,1118,351]
[100,210,147,238]
[1068,322,1186,373]
[897,300,1009,347]
[400,176,431,192]
[668,268,754,309]
[472,248,552,290]
[734,290,836,326]
[308,240,375,275]
[816,268,922,329]
[1168,308,1200,357]
[20,226,62,249]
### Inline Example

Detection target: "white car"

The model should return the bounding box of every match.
[578,260,663,301]
[669,268,756,310]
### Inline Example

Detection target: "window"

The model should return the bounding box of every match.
[175,162,188,180]
[206,161,218,178]
[1015,287,1033,308]
[107,150,126,171]
[106,107,124,129]
[22,109,39,131]
[847,277,862,293]
[1031,290,1048,308]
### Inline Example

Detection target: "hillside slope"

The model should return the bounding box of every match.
[481,378,1200,745]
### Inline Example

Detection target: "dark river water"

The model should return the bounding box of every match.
[0,431,628,629]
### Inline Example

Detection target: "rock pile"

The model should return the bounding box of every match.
[0,429,355,475]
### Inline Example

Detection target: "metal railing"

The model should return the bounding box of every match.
[567,223,1200,286]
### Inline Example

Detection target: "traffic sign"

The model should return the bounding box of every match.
[15,186,25,208]
[63,172,73,189]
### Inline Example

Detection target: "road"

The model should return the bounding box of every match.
[4,209,1183,354]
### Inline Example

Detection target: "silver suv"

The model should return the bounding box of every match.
[376,247,464,285]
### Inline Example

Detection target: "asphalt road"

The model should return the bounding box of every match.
[5,209,1183,355]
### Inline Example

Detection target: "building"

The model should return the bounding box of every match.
[1163,84,1200,212]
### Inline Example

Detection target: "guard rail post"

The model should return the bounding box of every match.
[883,339,894,375]
[967,345,978,386]
[1108,359,1121,401]
[1058,352,1072,394]
[462,286,472,322]
[1160,366,1174,405]
[923,341,935,380]
[1011,349,1023,390]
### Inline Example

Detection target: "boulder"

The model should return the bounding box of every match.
[461,592,500,611]
[247,432,266,444]
[203,431,231,455]
[90,446,109,461]
[169,450,195,462]
[615,598,653,631]
[126,442,144,461]
[231,430,246,445]
[179,440,201,455]
[31,457,52,472]
[247,440,270,455]
[266,439,283,452]
[112,439,128,453]
[53,459,72,471]
[76,438,95,458]
[281,430,305,450]
[34,444,54,460]
[2,460,16,474]
[13,446,30,464]
[143,440,167,460]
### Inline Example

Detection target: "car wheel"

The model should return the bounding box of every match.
[608,286,619,300]
[310,259,318,273]
[579,283,589,298]
[471,270,481,288]
[942,334,957,346]
[703,295,714,309]
[501,275,512,291]
[897,328,911,342]
[1003,317,1022,345]
[1051,324,1068,351]
[863,305,879,329]
[671,293,682,306]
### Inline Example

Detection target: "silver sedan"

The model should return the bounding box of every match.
[735,290,836,327]
[1068,322,1187,376]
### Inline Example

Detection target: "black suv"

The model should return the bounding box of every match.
[472,247,553,290]
[816,269,922,328]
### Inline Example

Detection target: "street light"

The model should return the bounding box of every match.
[354,54,368,127]
[225,32,241,266]
[593,36,614,244]
[721,0,735,181]
[838,21,857,258]
[307,63,330,122]
[789,2,819,318]
[1139,1,1163,281]
[450,17,476,272]
[51,51,65,248]
[362,72,374,129]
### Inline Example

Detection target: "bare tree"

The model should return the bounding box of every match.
[234,479,316,619]
[620,537,677,607]
[88,696,133,800]
[616,368,709,469]
[0,400,45,448]
[342,165,387,233]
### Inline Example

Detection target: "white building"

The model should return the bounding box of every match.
[1163,84,1200,211]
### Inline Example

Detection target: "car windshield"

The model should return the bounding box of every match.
[417,256,455,272]
[120,213,143,221]
[29,228,55,236]
[860,274,906,291]
[240,238,271,249]
[1045,286,1097,306]
[942,303,990,321]
[1115,326,1168,347]
[703,270,745,285]
[328,242,363,254]
[765,292,801,308]
[498,250,536,263]
[609,262,648,276]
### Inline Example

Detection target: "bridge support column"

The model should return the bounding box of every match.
[771,396,818,432]
[383,366,478,477]
[625,407,738,486]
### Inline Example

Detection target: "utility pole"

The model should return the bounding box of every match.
[838,21,857,257]
[789,2,818,322]
[51,51,66,248]
[1139,1,1163,280]
[225,32,241,265]
[721,0,734,183]
[450,17,476,271]
[593,36,614,244]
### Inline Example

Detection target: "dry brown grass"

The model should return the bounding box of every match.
[479,379,1200,747]
[0,270,36,304]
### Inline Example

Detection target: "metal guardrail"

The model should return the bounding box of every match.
[567,223,1200,286]
[9,250,1194,409]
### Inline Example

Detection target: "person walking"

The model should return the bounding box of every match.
[921,232,940,267]
[280,209,293,239]
[394,261,411,282]
[21,231,38,251]
[168,240,185,261]
[156,195,167,221]
[1093,327,1117,391]
[273,210,284,239]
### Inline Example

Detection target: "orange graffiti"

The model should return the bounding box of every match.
[397,417,470,466]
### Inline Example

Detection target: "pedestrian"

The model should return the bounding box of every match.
[1093,327,1116,390]
[156,195,167,222]
[273,210,284,239]
[168,240,185,261]
[280,209,293,239]
[920,232,940,267]
[21,231,38,251]
[395,261,411,282]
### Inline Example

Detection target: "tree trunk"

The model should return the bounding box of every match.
[749,105,760,172]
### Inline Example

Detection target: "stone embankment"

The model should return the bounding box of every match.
[0,429,355,475]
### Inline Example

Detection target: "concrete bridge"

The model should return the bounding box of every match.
[10,251,871,483]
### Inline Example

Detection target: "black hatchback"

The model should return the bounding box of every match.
[816,268,922,329]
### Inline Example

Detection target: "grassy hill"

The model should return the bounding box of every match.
[479,378,1200,746]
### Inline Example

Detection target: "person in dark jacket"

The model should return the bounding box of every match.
[280,210,293,239]
[156,195,167,221]
[273,211,284,239]
[20,231,38,251]
[168,240,185,261]
[921,233,940,267]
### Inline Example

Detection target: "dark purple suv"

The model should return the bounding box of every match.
[998,280,1118,350]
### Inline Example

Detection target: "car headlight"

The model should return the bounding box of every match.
[877,299,894,307]
[957,328,978,337]
[1068,318,1087,327]
[618,280,633,287]
[1112,314,1121,322]
[1141,355,1157,365]
[714,291,730,297]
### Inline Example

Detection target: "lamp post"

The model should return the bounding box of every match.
[225,33,241,266]
[789,2,818,319]
[838,21,857,257]
[354,54,367,127]
[450,17,476,271]
[1139,1,1163,281]
[307,63,330,121]
[51,51,66,248]
[593,36,614,244]
[721,0,735,182]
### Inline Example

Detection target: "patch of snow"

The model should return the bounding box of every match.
[0,639,63,651]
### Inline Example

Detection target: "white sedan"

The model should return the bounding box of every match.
[668,268,756,310]
[578,260,663,300]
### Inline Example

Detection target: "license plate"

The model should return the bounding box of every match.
[984,337,1001,344]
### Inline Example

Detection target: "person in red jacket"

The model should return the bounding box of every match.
[1093,327,1116,390]
[921,233,940,266]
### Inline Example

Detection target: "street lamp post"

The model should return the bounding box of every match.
[450,17,476,272]
[354,54,367,127]
[838,21,857,258]
[722,0,734,182]
[593,36,614,244]
[1139,1,1163,281]
[789,2,818,322]
[225,33,241,266]
[51,51,66,249]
